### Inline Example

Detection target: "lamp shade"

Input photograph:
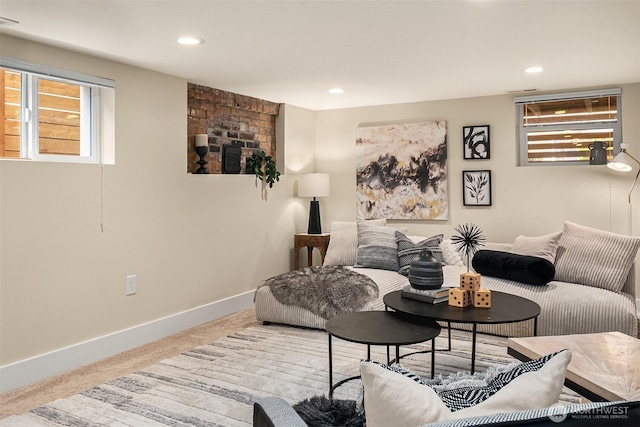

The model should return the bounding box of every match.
[607,143,635,172]
[298,173,330,197]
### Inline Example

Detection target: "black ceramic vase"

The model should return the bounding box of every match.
[589,141,608,165]
[408,250,444,290]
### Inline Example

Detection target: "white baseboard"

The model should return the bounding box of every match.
[0,290,255,393]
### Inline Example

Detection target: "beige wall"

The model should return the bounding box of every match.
[1,33,638,373]
[315,85,640,295]
[0,35,302,365]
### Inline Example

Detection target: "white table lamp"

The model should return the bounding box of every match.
[298,173,330,234]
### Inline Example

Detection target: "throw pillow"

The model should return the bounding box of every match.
[554,221,640,292]
[354,221,402,271]
[396,232,444,275]
[511,231,562,263]
[360,350,571,426]
[472,250,556,286]
[441,239,465,267]
[323,220,386,266]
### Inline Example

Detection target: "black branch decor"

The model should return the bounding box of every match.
[451,223,486,272]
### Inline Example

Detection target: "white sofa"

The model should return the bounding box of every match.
[255,221,639,338]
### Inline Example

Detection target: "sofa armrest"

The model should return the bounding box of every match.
[253,397,307,427]
[621,262,636,298]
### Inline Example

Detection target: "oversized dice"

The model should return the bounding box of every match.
[473,289,492,308]
[449,287,471,307]
[460,272,481,291]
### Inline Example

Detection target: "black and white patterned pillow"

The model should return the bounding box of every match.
[434,351,564,411]
[361,350,567,412]
[396,232,444,276]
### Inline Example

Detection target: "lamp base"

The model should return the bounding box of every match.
[307,200,322,234]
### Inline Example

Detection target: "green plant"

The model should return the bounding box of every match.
[246,150,281,188]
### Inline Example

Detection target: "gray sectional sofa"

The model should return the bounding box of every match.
[255,221,639,338]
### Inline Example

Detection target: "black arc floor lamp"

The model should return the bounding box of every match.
[298,173,330,234]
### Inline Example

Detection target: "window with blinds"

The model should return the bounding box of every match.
[514,89,622,166]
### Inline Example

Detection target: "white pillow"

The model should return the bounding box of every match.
[323,220,386,266]
[360,350,571,426]
[511,231,562,263]
[441,239,465,267]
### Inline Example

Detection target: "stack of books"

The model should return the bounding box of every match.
[401,284,452,304]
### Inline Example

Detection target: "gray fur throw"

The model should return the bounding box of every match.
[262,266,379,319]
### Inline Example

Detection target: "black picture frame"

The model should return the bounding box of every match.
[463,170,492,206]
[463,125,490,160]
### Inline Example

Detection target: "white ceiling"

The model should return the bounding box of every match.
[0,0,639,111]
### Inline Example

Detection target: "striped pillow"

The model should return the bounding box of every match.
[323,220,386,266]
[554,221,640,292]
[354,221,403,271]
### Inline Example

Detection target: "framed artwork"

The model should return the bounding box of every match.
[355,121,448,220]
[463,170,491,206]
[463,125,490,159]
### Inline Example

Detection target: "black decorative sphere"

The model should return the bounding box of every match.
[408,250,444,290]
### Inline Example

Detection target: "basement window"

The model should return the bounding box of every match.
[1,58,115,164]
[514,88,621,166]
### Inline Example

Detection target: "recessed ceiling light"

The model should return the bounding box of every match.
[178,37,205,45]
[327,88,344,94]
[525,66,543,74]
[555,110,566,115]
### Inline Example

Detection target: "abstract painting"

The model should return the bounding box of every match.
[356,121,448,220]
[462,170,492,206]
[463,125,490,159]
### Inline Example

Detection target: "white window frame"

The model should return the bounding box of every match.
[514,88,622,166]
[1,57,115,164]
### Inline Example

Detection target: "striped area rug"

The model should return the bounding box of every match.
[0,324,580,426]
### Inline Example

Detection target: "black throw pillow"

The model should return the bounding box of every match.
[472,250,556,286]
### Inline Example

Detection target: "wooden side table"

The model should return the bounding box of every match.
[294,233,330,269]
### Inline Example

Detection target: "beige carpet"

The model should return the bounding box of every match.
[0,308,259,419]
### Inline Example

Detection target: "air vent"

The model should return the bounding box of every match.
[0,17,19,26]
[507,89,538,94]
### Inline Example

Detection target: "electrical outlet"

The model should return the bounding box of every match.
[126,275,137,296]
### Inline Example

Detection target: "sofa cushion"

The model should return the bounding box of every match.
[354,221,404,271]
[396,232,444,275]
[323,220,386,266]
[472,250,556,286]
[511,231,562,263]
[360,350,571,426]
[554,221,640,293]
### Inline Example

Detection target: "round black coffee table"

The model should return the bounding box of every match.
[325,310,441,398]
[384,290,540,374]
